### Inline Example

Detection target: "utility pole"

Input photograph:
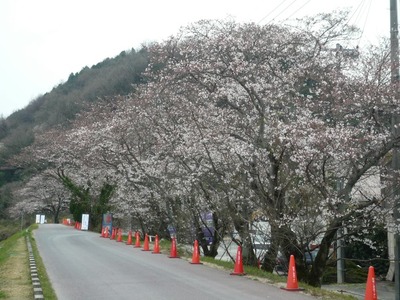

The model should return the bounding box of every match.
[390,0,400,299]
[333,46,359,284]
[336,179,345,284]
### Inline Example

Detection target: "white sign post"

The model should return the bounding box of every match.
[40,215,45,224]
[81,214,89,231]
[35,214,41,224]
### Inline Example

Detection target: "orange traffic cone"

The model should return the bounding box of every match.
[365,266,378,300]
[281,255,304,291]
[190,240,202,264]
[126,230,132,245]
[152,235,161,254]
[169,237,179,258]
[142,234,150,251]
[111,228,116,240]
[117,228,122,242]
[230,245,246,275]
[104,227,109,238]
[134,231,141,248]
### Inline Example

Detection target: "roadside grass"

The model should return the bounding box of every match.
[0,228,32,299]
[0,224,57,300]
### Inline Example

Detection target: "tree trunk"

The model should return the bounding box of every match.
[307,223,339,287]
[233,217,258,266]
[262,223,280,272]
[280,225,307,280]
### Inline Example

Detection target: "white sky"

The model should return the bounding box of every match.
[0,0,392,118]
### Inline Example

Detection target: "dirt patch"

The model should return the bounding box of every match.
[0,237,32,299]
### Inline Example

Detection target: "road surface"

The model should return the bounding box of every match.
[34,224,316,300]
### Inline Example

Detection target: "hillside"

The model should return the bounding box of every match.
[0,47,149,170]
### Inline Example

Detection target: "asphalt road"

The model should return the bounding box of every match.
[34,224,316,300]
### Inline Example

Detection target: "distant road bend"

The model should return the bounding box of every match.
[34,224,316,300]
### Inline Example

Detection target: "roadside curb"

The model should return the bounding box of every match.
[26,236,44,299]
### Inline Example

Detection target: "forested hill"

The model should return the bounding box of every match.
[0,47,149,171]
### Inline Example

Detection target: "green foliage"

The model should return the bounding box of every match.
[58,171,114,230]
[0,190,12,220]
[345,225,389,276]
[0,118,8,140]
[322,259,368,284]
[0,220,20,242]
[0,167,23,186]
[0,125,34,164]
[94,183,114,216]
[60,175,90,222]
[69,196,90,223]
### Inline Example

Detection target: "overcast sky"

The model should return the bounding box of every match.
[0,0,391,118]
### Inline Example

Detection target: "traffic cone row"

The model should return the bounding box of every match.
[100,230,205,265]
[99,228,165,255]
[99,227,123,239]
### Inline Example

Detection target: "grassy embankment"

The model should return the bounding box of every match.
[0,224,56,299]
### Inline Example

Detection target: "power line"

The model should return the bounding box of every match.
[266,0,300,24]
[346,0,368,26]
[339,0,373,45]
[258,0,308,25]
[285,0,313,20]
[257,0,291,24]
[357,0,373,44]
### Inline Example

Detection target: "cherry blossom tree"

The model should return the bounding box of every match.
[11,11,400,288]
[11,171,70,223]
[137,14,399,286]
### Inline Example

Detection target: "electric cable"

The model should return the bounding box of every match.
[266,0,301,24]
[285,0,313,20]
[356,0,372,45]
[257,0,291,24]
